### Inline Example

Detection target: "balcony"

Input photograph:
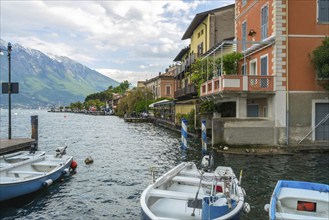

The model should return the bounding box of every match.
[200,75,274,96]
[175,84,198,99]
[175,53,198,76]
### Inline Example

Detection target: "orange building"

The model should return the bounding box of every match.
[144,66,175,100]
[202,0,328,145]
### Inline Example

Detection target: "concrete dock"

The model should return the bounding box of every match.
[0,138,36,155]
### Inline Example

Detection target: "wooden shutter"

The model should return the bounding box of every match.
[318,0,329,22]
[261,6,268,39]
[261,56,267,76]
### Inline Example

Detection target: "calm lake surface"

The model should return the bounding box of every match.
[0,109,328,219]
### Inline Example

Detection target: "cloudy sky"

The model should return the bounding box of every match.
[0,0,234,86]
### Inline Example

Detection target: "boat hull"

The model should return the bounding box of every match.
[0,155,73,202]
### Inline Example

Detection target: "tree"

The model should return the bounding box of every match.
[115,88,152,116]
[310,37,329,91]
[112,80,130,94]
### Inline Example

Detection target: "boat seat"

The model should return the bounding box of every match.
[276,212,328,220]
[149,189,201,200]
[8,170,45,175]
[279,187,329,202]
[171,176,213,186]
[32,161,60,167]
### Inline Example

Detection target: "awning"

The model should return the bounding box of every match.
[149,99,170,108]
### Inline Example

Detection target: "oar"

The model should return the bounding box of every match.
[191,170,204,216]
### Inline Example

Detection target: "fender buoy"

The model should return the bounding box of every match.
[70,160,78,170]
[85,156,94,165]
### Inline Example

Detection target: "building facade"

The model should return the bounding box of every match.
[144,67,175,100]
[201,0,329,145]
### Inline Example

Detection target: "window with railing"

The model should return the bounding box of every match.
[260,56,268,88]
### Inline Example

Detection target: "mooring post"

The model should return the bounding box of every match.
[181,118,188,150]
[202,119,207,154]
[31,115,38,150]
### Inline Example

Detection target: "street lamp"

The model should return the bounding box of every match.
[145,92,148,113]
[1,42,14,139]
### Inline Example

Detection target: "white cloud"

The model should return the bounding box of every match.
[1,0,234,85]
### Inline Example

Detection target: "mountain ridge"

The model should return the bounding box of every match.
[0,40,119,108]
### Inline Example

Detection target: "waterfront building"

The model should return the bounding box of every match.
[200,0,329,145]
[144,67,175,101]
[173,4,236,127]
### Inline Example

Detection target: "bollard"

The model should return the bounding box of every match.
[202,119,207,154]
[31,115,38,150]
[181,118,188,150]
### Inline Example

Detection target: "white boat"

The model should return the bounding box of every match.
[265,180,329,220]
[141,160,249,220]
[0,147,77,201]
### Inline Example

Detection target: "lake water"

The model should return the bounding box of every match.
[0,109,328,219]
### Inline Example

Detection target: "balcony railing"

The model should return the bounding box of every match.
[200,75,274,96]
[175,84,198,99]
[175,53,198,76]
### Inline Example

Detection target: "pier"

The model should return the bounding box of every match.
[0,115,38,155]
[0,138,36,155]
[124,117,153,123]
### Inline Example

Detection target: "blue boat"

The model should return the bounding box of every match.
[0,147,76,201]
[265,180,329,220]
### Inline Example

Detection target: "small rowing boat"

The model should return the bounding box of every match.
[265,180,329,220]
[0,147,77,201]
[141,157,250,219]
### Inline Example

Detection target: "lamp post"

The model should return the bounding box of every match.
[1,42,13,139]
[145,92,148,113]
[8,42,12,139]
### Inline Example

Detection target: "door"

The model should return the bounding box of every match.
[247,104,259,117]
[315,103,329,140]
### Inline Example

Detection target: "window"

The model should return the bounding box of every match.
[250,60,257,86]
[318,0,329,23]
[242,63,247,75]
[242,0,247,7]
[166,85,171,95]
[260,56,268,88]
[260,56,268,76]
[201,29,204,35]
[261,5,268,40]
[242,22,247,51]
[197,42,204,56]
[250,60,257,76]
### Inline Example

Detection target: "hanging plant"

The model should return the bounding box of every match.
[310,37,329,91]
[222,52,243,75]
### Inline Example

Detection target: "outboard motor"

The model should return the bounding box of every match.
[201,154,214,172]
